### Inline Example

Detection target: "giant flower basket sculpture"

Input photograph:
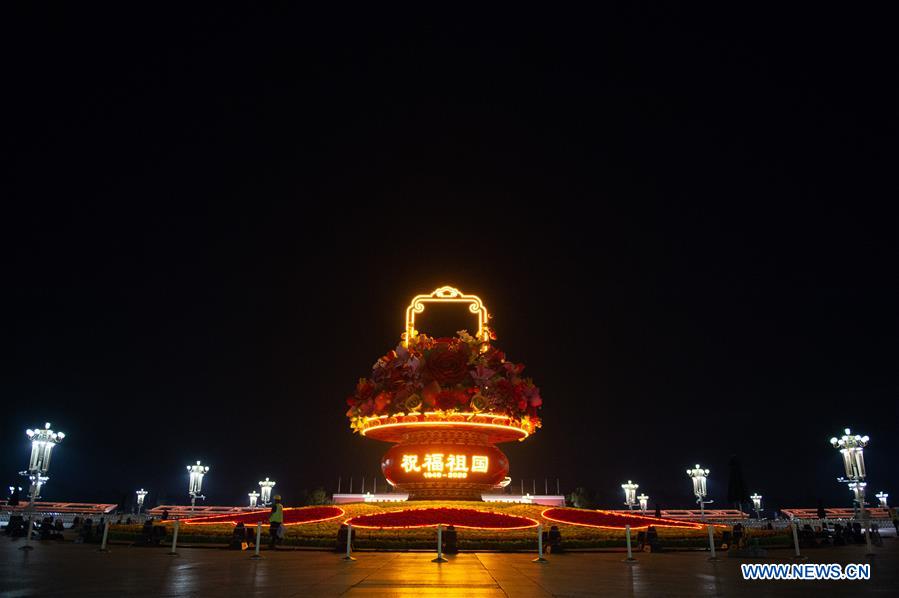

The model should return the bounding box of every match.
[346,287,542,500]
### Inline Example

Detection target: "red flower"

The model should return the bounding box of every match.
[356,379,375,401]
[435,389,467,410]
[493,379,515,404]
[425,341,470,386]
[345,507,537,530]
[484,348,506,368]
[374,391,393,412]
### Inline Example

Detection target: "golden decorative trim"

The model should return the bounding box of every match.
[404,286,490,345]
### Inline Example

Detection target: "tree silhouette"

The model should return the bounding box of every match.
[727,455,750,512]
[567,487,593,509]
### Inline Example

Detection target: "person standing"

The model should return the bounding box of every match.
[269,495,284,549]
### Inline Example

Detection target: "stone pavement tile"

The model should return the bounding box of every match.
[3,538,897,597]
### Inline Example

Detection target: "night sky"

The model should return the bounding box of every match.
[3,5,897,513]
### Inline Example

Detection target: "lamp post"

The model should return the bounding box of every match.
[187,461,210,513]
[829,428,869,515]
[848,481,867,510]
[248,490,260,508]
[637,493,649,515]
[687,464,712,521]
[875,492,888,509]
[621,480,639,510]
[259,477,276,506]
[750,493,763,519]
[20,423,64,551]
[136,489,148,514]
[27,474,49,499]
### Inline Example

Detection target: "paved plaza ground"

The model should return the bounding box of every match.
[1,538,896,597]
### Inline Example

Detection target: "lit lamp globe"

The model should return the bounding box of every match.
[21,423,64,551]
[687,464,711,520]
[135,489,149,514]
[830,428,869,512]
[637,493,649,514]
[259,478,276,506]
[621,480,639,510]
[750,493,763,519]
[248,490,260,508]
[875,492,888,509]
[187,461,210,511]
[346,287,543,500]
[27,474,49,500]
[25,423,65,477]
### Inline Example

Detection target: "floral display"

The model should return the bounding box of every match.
[177,506,343,526]
[346,330,542,432]
[113,502,753,550]
[540,508,707,530]
[345,506,538,530]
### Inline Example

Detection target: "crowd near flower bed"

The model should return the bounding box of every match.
[345,507,538,529]
[106,501,788,551]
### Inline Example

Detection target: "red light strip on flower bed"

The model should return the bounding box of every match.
[175,506,344,526]
[541,508,721,531]
[344,507,539,530]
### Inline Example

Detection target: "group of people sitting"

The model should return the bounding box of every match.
[798,521,884,547]
[3,515,66,540]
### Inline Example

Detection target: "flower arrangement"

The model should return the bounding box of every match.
[345,507,538,530]
[346,330,542,433]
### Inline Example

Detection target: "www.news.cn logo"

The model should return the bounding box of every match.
[741,563,870,581]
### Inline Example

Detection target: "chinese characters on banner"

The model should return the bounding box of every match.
[400,453,489,479]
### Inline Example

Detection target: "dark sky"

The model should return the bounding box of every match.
[3,5,897,512]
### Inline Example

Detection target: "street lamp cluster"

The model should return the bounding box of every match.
[750,493,763,519]
[686,464,712,520]
[248,478,277,508]
[259,477,276,506]
[621,480,639,511]
[830,428,870,514]
[20,423,64,550]
[619,482,651,515]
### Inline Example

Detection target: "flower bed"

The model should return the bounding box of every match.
[345,507,538,530]
[541,508,707,530]
[109,501,749,550]
[177,506,343,526]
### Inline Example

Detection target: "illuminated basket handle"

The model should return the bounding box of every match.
[404,286,490,345]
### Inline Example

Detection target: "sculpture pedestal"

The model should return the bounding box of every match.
[381,429,510,501]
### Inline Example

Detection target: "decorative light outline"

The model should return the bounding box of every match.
[359,412,531,440]
[540,508,726,531]
[404,286,490,345]
[175,506,345,527]
[344,507,539,530]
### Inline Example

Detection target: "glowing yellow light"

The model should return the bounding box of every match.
[404,286,490,345]
[400,455,421,473]
[358,412,534,440]
[447,454,468,473]
[399,453,490,479]
[423,453,445,473]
